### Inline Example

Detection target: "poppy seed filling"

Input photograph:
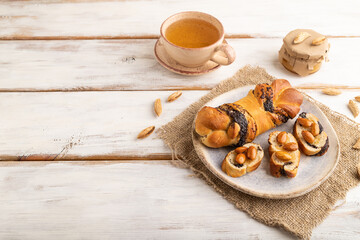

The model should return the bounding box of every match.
[218,104,248,147]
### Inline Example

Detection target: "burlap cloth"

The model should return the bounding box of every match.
[157,66,360,239]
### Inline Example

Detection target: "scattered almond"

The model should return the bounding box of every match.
[298,118,312,127]
[317,56,325,63]
[312,36,326,46]
[154,98,162,117]
[167,91,182,102]
[302,130,315,144]
[277,131,288,144]
[322,88,341,96]
[352,138,360,149]
[227,122,240,139]
[247,146,257,160]
[275,151,292,161]
[235,153,246,165]
[283,142,298,151]
[357,163,360,178]
[235,146,247,154]
[349,100,360,118]
[355,96,360,102]
[293,32,311,44]
[137,126,155,139]
[311,122,320,136]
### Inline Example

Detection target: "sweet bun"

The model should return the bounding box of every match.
[268,131,300,178]
[221,143,264,177]
[195,79,303,148]
[293,112,329,156]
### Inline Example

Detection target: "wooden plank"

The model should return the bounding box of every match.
[0,160,358,239]
[1,38,360,92]
[0,90,358,161]
[1,0,360,39]
[0,90,203,160]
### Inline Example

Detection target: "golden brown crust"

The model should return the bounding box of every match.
[221,151,246,177]
[268,131,300,178]
[293,113,329,156]
[269,155,282,178]
[195,79,303,148]
[269,154,299,178]
[221,143,264,177]
[195,106,230,136]
[275,88,304,118]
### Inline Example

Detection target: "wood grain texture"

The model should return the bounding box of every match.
[0,91,204,160]
[1,38,360,92]
[0,90,358,161]
[1,0,360,39]
[0,160,358,239]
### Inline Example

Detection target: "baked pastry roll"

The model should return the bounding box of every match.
[195,79,303,148]
[293,112,329,156]
[268,131,300,178]
[221,143,264,177]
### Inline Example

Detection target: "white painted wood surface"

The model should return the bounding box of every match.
[0,90,202,160]
[1,38,360,91]
[1,0,360,238]
[1,0,360,38]
[1,90,359,160]
[0,160,358,239]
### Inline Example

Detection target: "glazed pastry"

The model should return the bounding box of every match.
[279,29,330,76]
[293,112,329,156]
[221,143,264,177]
[195,79,303,148]
[268,131,300,178]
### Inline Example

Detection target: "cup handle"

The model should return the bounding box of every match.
[210,43,236,65]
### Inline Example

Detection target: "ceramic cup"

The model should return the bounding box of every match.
[160,11,236,68]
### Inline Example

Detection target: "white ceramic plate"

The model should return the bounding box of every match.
[192,85,340,199]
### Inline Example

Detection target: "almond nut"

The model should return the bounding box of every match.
[311,122,320,136]
[227,122,240,139]
[277,131,288,144]
[352,138,360,149]
[275,151,292,161]
[357,163,360,178]
[302,130,315,144]
[293,32,311,44]
[247,146,257,160]
[312,36,326,46]
[349,100,360,118]
[297,118,312,127]
[137,126,155,139]
[154,98,162,117]
[235,153,246,165]
[355,96,360,102]
[322,88,341,96]
[283,142,298,151]
[235,146,247,154]
[167,91,182,102]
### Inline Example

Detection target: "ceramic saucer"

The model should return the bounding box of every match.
[154,39,223,76]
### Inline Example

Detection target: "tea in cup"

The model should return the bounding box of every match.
[160,11,235,68]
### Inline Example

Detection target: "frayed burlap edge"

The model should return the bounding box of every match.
[157,65,360,239]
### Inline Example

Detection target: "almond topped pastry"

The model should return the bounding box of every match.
[293,112,329,156]
[268,131,301,178]
[221,143,264,177]
[195,79,303,148]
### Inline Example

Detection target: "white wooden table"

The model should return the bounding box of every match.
[1,1,360,239]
